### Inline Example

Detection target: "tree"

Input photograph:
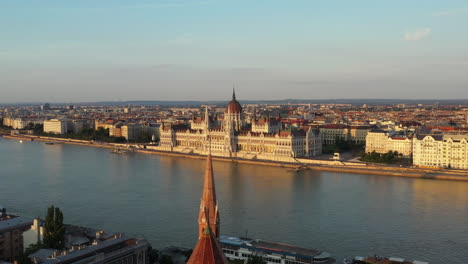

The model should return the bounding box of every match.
[247,255,266,264]
[43,206,65,249]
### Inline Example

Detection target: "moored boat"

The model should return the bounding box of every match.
[111,148,127,154]
[347,256,428,264]
[220,235,336,264]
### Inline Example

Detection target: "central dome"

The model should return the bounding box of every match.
[225,90,242,114]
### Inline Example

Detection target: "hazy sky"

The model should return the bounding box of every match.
[1,0,467,103]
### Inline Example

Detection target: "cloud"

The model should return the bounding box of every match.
[432,10,461,17]
[404,28,431,41]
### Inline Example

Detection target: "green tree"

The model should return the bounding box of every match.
[247,255,266,264]
[43,206,65,249]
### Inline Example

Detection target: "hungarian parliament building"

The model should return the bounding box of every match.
[158,91,322,162]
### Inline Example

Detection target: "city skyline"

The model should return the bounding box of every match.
[1,0,468,103]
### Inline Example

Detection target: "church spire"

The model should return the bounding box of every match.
[198,153,220,239]
[232,86,236,100]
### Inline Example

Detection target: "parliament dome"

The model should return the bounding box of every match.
[225,90,242,114]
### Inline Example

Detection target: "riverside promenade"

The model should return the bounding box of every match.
[3,134,468,181]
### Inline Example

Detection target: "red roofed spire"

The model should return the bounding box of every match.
[186,225,228,264]
[187,155,227,264]
[198,154,220,239]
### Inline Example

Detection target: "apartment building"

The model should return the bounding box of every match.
[365,130,413,157]
[0,209,33,263]
[413,133,468,169]
[43,119,69,134]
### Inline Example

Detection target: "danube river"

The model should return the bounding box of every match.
[1,138,467,263]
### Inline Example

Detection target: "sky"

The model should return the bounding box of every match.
[1,0,467,103]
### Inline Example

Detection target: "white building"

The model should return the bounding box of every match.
[43,119,69,134]
[319,124,371,145]
[2,117,28,129]
[413,133,468,169]
[365,130,413,157]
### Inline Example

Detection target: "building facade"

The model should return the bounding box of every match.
[0,209,33,263]
[319,125,371,145]
[43,119,69,134]
[413,134,468,169]
[365,130,413,157]
[158,92,322,162]
[2,118,28,130]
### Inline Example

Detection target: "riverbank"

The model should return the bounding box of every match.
[3,134,468,181]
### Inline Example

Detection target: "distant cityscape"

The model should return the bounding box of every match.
[1,91,468,170]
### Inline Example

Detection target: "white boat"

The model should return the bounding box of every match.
[111,148,127,154]
[220,235,336,264]
[349,256,429,264]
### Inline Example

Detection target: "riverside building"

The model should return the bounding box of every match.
[413,133,468,169]
[365,130,413,157]
[318,125,371,145]
[158,91,322,162]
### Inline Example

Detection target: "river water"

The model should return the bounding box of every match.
[1,138,467,263]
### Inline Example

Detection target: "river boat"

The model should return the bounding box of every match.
[346,256,428,264]
[45,142,63,145]
[220,235,336,264]
[111,148,127,154]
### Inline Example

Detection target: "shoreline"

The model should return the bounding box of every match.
[3,134,468,181]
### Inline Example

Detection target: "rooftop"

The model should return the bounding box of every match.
[39,236,147,264]
[0,216,33,232]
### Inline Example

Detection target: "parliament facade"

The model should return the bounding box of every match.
[158,91,322,162]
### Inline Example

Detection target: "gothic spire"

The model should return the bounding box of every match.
[198,153,220,239]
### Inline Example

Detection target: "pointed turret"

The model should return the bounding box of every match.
[198,154,220,239]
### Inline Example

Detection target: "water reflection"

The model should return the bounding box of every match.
[1,139,467,263]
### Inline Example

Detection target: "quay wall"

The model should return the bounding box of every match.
[3,134,468,181]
